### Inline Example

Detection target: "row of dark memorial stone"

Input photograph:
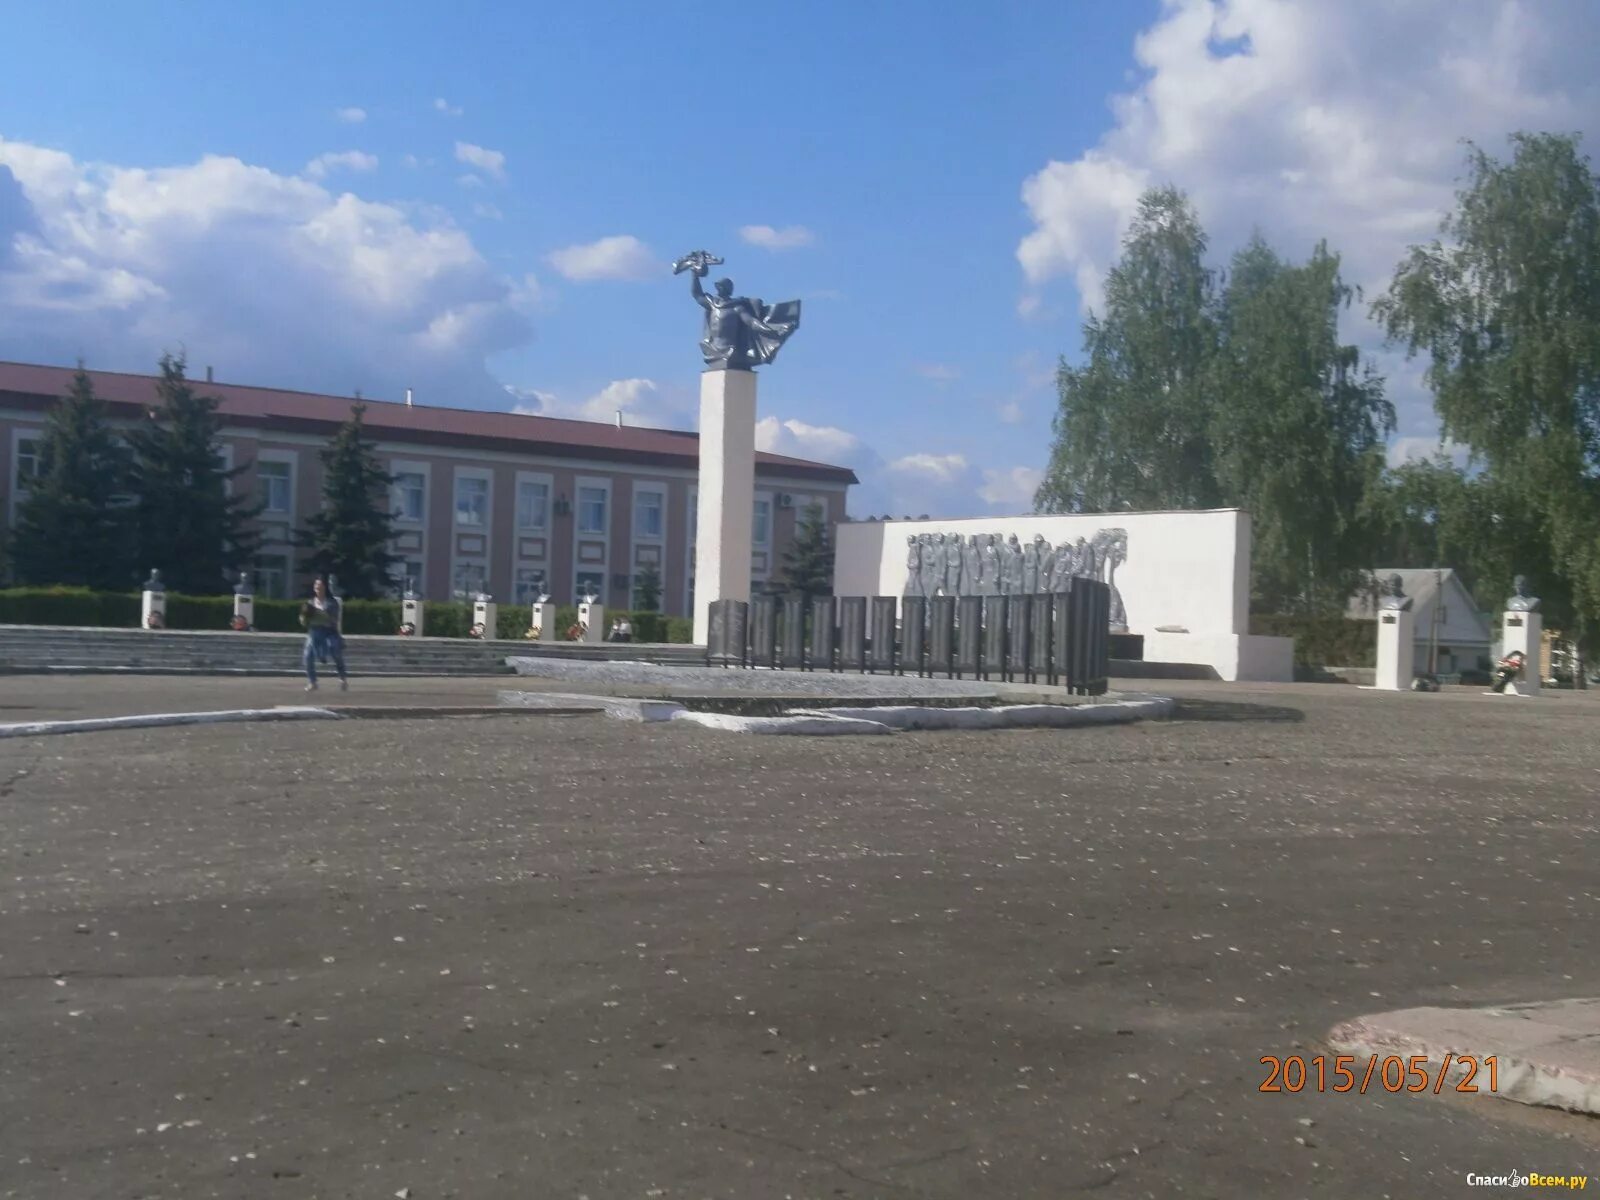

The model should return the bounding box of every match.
[705,578,1111,696]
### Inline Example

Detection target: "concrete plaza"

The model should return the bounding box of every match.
[1,677,1597,1197]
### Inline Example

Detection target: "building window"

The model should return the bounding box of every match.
[578,486,607,534]
[452,562,487,598]
[753,498,771,546]
[688,492,698,543]
[517,480,549,530]
[455,477,488,527]
[14,436,40,489]
[576,571,604,604]
[394,472,426,522]
[634,489,664,539]
[514,567,548,605]
[392,559,423,597]
[258,461,291,514]
[257,554,289,599]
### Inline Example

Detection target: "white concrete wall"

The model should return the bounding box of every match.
[834,509,1251,636]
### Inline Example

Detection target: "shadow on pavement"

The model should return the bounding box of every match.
[1168,697,1306,723]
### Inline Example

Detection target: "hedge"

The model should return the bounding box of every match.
[1250,613,1376,667]
[0,587,694,642]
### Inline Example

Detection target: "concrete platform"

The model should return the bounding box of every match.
[1328,998,1600,1115]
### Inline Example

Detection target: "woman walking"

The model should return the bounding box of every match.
[300,577,348,692]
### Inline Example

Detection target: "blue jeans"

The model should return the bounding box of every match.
[304,628,346,685]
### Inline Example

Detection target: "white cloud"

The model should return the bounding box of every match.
[453,141,504,178]
[739,224,816,250]
[888,452,970,484]
[755,416,864,462]
[546,234,658,282]
[509,377,676,427]
[978,466,1044,511]
[401,153,421,169]
[912,363,959,382]
[434,98,464,117]
[1016,0,1600,431]
[335,107,367,124]
[472,202,503,221]
[457,174,485,189]
[304,150,378,179]
[1385,436,1472,469]
[0,137,533,405]
[998,401,1024,424]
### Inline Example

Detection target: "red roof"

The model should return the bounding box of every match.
[0,360,858,485]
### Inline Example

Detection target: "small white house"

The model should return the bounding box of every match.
[1348,568,1494,676]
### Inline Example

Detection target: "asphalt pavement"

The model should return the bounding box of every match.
[1,678,1597,1198]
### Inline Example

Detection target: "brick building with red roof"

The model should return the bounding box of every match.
[0,361,856,613]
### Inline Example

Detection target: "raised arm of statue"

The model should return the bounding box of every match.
[689,271,711,310]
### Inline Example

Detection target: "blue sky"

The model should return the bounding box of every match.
[2,1,1596,515]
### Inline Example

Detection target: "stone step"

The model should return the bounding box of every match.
[0,623,703,676]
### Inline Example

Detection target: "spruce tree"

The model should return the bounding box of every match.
[126,354,257,593]
[11,366,136,588]
[779,503,834,598]
[295,404,400,598]
[633,561,662,611]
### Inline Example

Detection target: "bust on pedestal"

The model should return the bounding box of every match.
[141,569,167,630]
[401,580,425,637]
[1372,573,1415,691]
[232,570,255,631]
[472,591,498,640]
[578,590,605,644]
[531,592,557,643]
[1497,576,1542,697]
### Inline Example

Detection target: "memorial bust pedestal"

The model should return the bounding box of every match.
[1499,577,1542,697]
[1371,573,1415,691]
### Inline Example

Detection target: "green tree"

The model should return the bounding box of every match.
[632,561,662,612]
[125,354,258,594]
[1373,132,1600,653]
[1035,187,1220,513]
[779,503,833,598]
[294,404,399,599]
[11,366,136,588]
[1210,236,1393,612]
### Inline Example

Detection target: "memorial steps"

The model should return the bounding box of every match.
[0,625,703,676]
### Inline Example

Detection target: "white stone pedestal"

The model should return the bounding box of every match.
[473,594,498,639]
[141,571,166,630]
[232,591,254,630]
[692,368,758,645]
[579,599,605,644]
[1501,609,1543,697]
[402,592,426,636]
[532,600,557,642]
[1374,607,1415,690]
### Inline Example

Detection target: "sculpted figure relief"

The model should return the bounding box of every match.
[893,525,1129,624]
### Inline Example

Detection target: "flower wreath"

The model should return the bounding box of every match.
[228,614,250,632]
[564,622,587,641]
[524,625,542,640]
[145,611,165,630]
[398,622,416,636]
[468,622,487,639]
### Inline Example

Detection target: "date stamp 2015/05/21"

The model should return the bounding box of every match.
[1260,1054,1498,1095]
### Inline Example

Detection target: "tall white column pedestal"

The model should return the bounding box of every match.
[1374,607,1415,690]
[579,599,605,644]
[692,368,757,645]
[1501,610,1543,697]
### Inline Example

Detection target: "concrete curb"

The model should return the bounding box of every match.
[787,697,1174,731]
[668,711,894,736]
[0,706,342,740]
[496,691,685,722]
[1327,998,1600,1115]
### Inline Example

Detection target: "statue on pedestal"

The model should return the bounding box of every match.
[674,250,801,370]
